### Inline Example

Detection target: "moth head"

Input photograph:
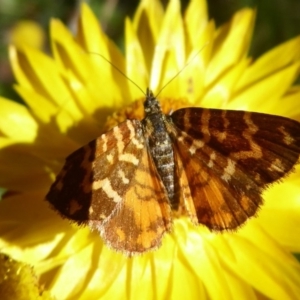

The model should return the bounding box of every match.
[144,88,161,115]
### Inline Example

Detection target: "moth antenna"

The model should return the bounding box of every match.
[88,52,146,96]
[155,42,209,98]
[88,42,209,98]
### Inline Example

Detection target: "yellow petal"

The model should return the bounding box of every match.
[133,0,164,62]
[76,3,128,107]
[236,36,300,90]
[150,0,185,92]
[234,224,300,299]
[228,62,300,111]
[206,9,255,85]
[125,17,149,98]
[264,86,300,117]
[202,58,250,108]
[0,97,37,142]
[0,191,69,259]
[9,46,71,108]
[184,0,208,50]
[10,20,45,50]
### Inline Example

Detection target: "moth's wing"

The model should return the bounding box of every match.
[46,120,143,224]
[46,119,172,254]
[169,108,300,230]
[100,146,172,255]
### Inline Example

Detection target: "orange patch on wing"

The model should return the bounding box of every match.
[99,148,172,255]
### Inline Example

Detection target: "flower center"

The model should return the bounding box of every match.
[103,96,191,131]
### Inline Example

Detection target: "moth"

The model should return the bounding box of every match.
[46,88,300,255]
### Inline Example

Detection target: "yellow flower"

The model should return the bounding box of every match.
[1,0,300,299]
[9,20,45,49]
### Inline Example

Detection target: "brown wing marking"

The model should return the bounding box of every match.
[98,146,172,255]
[169,107,300,230]
[171,108,300,186]
[46,120,145,226]
[168,108,273,230]
[173,137,262,230]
